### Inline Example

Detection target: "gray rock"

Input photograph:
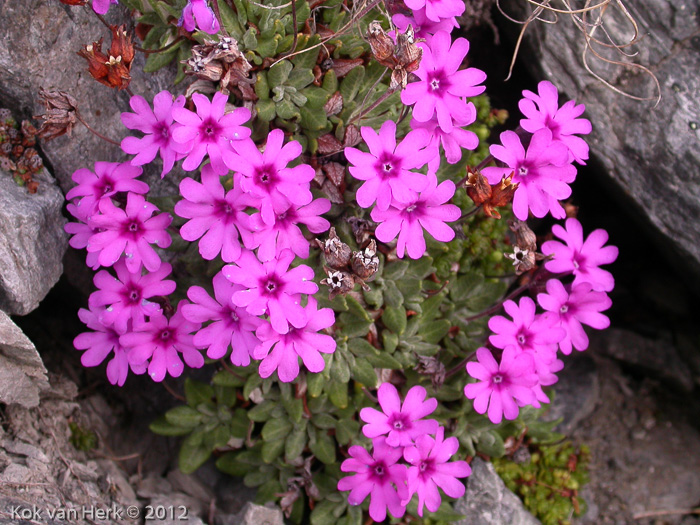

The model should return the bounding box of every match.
[591,328,694,391]
[218,502,284,525]
[499,0,700,286]
[0,0,183,197]
[0,169,67,315]
[454,458,541,525]
[0,309,49,408]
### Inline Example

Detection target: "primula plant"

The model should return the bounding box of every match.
[58,0,619,522]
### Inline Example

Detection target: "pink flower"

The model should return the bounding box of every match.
[337,438,409,522]
[120,302,203,382]
[174,166,257,262]
[410,110,479,173]
[74,306,138,387]
[519,81,592,164]
[537,279,612,354]
[483,129,577,220]
[542,218,618,292]
[222,249,318,334]
[393,9,458,41]
[65,200,100,270]
[371,173,461,259]
[226,131,315,225]
[253,297,336,382]
[92,0,118,15]
[182,272,263,366]
[87,192,172,273]
[121,91,187,177]
[172,92,251,174]
[360,383,439,447]
[65,162,148,214]
[402,31,486,133]
[346,120,434,211]
[249,198,331,262]
[404,0,465,23]
[464,347,539,424]
[179,0,221,35]
[88,260,176,333]
[488,296,566,354]
[403,427,471,516]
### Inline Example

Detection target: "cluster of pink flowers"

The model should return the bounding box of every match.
[69,89,335,384]
[393,0,465,40]
[338,383,470,520]
[64,159,189,384]
[483,81,591,221]
[465,218,617,423]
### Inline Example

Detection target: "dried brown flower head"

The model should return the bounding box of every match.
[34,88,79,141]
[77,26,135,90]
[465,167,519,219]
[314,227,352,270]
[351,239,379,281]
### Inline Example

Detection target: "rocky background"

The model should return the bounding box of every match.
[1,0,699,524]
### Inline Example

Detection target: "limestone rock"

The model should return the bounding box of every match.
[219,502,284,525]
[0,309,49,408]
[454,458,541,525]
[499,0,700,285]
[0,169,67,315]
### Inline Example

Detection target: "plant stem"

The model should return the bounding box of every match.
[348,85,398,124]
[210,0,230,36]
[134,37,184,55]
[445,350,477,378]
[457,154,495,187]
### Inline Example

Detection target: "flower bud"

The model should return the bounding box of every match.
[315,227,352,270]
[351,239,379,281]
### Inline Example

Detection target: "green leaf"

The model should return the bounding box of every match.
[255,478,283,504]
[243,373,263,400]
[347,337,379,357]
[350,358,377,388]
[312,412,337,429]
[255,71,270,99]
[382,331,399,353]
[248,400,276,422]
[164,406,203,428]
[404,255,436,280]
[322,70,338,93]
[213,368,245,388]
[143,45,180,73]
[477,430,506,458]
[292,34,321,69]
[299,106,328,131]
[382,305,407,335]
[302,86,331,108]
[285,424,308,461]
[335,419,360,446]
[288,68,316,90]
[310,428,336,464]
[243,27,258,50]
[307,370,326,397]
[245,465,276,487]
[268,60,293,88]
[215,385,236,408]
[261,438,285,463]
[218,0,244,38]
[420,319,452,344]
[365,351,402,369]
[178,431,211,474]
[330,352,351,383]
[256,36,279,58]
[256,98,277,122]
[230,408,249,439]
[339,66,365,103]
[149,416,192,437]
[261,418,293,442]
[276,98,300,120]
[185,379,214,407]
[383,280,403,308]
[327,380,348,409]
[283,396,304,424]
[383,260,409,281]
[310,500,340,525]
[216,450,256,477]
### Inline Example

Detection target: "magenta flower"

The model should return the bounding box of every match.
[222,249,318,334]
[488,296,566,355]
[401,31,486,133]
[519,81,592,164]
[253,297,336,382]
[465,347,539,424]
[74,306,133,387]
[182,272,262,366]
[92,0,118,15]
[371,173,461,259]
[542,218,618,292]
[172,92,251,174]
[175,166,257,263]
[537,279,612,354]
[179,0,221,35]
[65,162,148,214]
[337,437,409,522]
[87,192,172,273]
[120,302,203,382]
[404,0,465,23]
[249,198,331,262]
[410,109,479,172]
[393,9,458,41]
[403,427,471,516]
[65,201,101,270]
[88,260,175,333]
[360,383,439,447]
[121,91,187,178]
[226,130,315,225]
[483,129,577,220]
[345,120,433,211]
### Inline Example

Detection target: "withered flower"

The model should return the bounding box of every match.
[351,239,379,281]
[59,0,88,4]
[184,36,254,99]
[34,88,79,141]
[508,219,537,252]
[465,166,492,207]
[77,26,135,90]
[320,268,356,300]
[314,227,352,270]
[367,23,423,90]
[505,246,536,275]
[505,219,541,275]
[465,167,519,219]
[415,355,446,390]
